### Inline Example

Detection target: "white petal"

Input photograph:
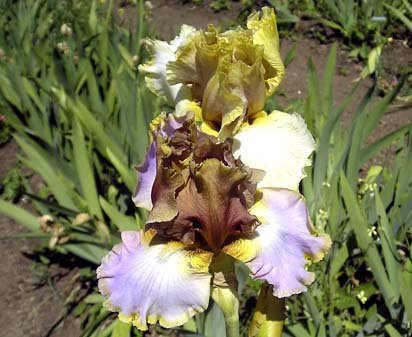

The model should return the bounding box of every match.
[139,25,196,104]
[233,111,315,191]
[97,230,212,330]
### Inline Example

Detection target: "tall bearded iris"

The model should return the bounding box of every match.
[97,113,330,331]
[97,7,331,336]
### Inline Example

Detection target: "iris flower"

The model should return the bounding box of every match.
[97,112,330,331]
[97,7,331,335]
[139,7,285,139]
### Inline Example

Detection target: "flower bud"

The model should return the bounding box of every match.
[60,23,73,36]
[132,55,139,67]
[144,1,154,11]
[38,214,54,233]
[56,42,69,55]
[72,213,92,226]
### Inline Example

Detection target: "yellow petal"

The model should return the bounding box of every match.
[175,99,202,121]
[167,25,220,100]
[228,55,266,116]
[201,66,246,140]
[247,7,285,96]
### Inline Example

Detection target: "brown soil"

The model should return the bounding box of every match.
[0,141,81,337]
[0,2,411,337]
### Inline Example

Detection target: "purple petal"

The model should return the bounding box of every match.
[132,113,188,211]
[97,231,212,330]
[132,141,156,210]
[224,189,330,297]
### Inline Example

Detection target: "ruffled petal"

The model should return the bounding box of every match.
[132,141,156,210]
[247,7,285,96]
[223,188,330,298]
[139,25,196,104]
[175,99,202,121]
[97,230,213,330]
[233,111,315,191]
[201,69,246,140]
[166,26,220,100]
[132,113,188,211]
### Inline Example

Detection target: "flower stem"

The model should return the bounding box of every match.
[210,253,240,337]
[212,286,240,337]
[248,282,285,337]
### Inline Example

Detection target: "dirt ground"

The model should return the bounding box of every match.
[0,141,82,337]
[0,1,411,336]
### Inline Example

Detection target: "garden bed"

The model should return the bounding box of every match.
[1,1,411,336]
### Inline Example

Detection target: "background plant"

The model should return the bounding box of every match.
[280,45,412,337]
[0,0,158,335]
[0,1,411,337]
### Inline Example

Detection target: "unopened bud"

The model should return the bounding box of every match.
[132,55,139,67]
[51,223,65,237]
[39,215,54,233]
[60,23,73,36]
[56,42,69,55]
[140,38,149,48]
[145,1,154,11]
[49,236,59,250]
[58,235,70,245]
[73,213,92,226]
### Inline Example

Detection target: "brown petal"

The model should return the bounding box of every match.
[172,159,257,251]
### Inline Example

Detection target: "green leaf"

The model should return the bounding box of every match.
[317,18,345,33]
[61,243,108,264]
[287,324,311,337]
[360,124,409,163]
[345,85,376,186]
[399,258,412,322]
[0,70,22,110]
[303,293,321,329]
[0,199,39,231]
[99,197,139,231]
[105,146,135,192]
[72,119,103,219]
[118,44,134,70]
[322,43,337,117]
[361,81,404,143]
[375,189,400,299]
[384,324,403,337]
[329,243,348,277]
[15,135,79,210]
[283,42,298,68]
[89,0,98,33]
[340,172,398,316]
[199,301,226,337]
[53,91,135,192]
[84,293,104,304]
[385,2,412,31]
[111,320,131,337]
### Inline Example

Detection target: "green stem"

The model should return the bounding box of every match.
[249,282,285,337]
[210,253,240,337]
[105,0,115,25]
[212,286,240,337]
